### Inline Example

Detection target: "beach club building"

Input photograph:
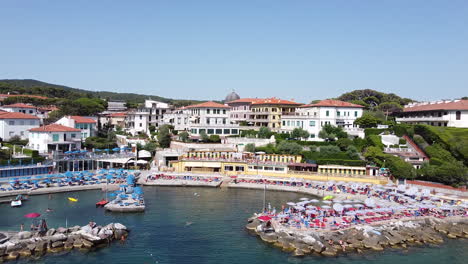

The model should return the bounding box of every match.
[396,99,468,128]
[56,115,97,139]
[0,112,40,141]
[280,99,365,141]
[28,124,82,154]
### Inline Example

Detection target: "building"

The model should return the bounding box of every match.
[396,99,468,128]
[56,116,97,139]
[106,100,127,113]
[125,100,171,135]
[280,99,364,141]
[0,103,38,115]
[164,101,241,138]
[99,112,127,129]
[248,98,302,131]
[224,91,240,103]
[0,112,40,141]
[28,124,82,153]
[226,98,261,124]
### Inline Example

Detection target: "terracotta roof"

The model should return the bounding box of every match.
[226,98,263,104]
[403,100,468,112]
[0,112,39,119]
[1,103,37,109]
[300,99,364,108]
[38,106,59,111]
[250,98,302,106]
[70,116,96,123]
[107,112,127,117]
[29,124,81,132]
[0,94,48,100]
[185,101,229,109]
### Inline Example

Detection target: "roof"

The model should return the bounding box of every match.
[1,103,37,109]
[225,91,240,103]
[185,101,229,109]
[300,99,364,108]
[250,98,302,106]
[0,112,39,119]
[0,94,48,100]
[29,124,81,132]
[226,98,263,104]
[37,106,59,111]
[70,116,96,123]
[403,100,468,112]
[107,112,127,117]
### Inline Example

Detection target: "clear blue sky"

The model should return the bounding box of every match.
[1,0,467,103]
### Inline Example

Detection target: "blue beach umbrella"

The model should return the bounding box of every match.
[94,149,102,152]
[112,147,120,152]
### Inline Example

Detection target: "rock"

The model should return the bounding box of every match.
[51,241,64,248]
[50,234,67,242]
[447,233,457,239]
[46,228,56,236]
[81,225,93,233]
[292,248,305,257]
[4,252,19,261]
[56,227,68,234]
[18,249,32,257]
[321,247,337,257]
[0,245,6,255]
[6,243,22,253]
[64,242,74,250]
[18,231,33,239]
[114,229,127,240]
[70,226,81,232]
[260,233,278,243]
[73,239,83,248]
[82,240,94,248]
[301,235,317,245]
[35,241,47,252]
[92,227,100,236]
[26,243,36,251]
[114,223,127,230]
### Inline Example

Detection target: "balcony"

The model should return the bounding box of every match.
[396,116,448,122]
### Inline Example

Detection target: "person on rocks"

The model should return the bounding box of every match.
[20,223,24,232]
[339,240,346,252]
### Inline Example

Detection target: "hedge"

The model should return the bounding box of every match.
[364,128,386,136]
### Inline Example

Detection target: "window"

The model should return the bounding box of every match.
[8,121,14,125]
[222,118,226,124]
[231,129,238,134]
[207,129,214,134]
[224,166,234,171]
[456,111,461,120]
[206,118,210,124]
[199,129,206,134]
[235,166,244,172]
[275,167,285,171]
[309,121,315,127]
[282,121,286,126]
[216,129,222,134]
[29,110,33,114]
[20,120,24,125]
[207,109,210,114]
[354,111,358,117]
[337,111,340,116]
[310,134,315,138]
[84,124,88,129]
[191,129,197,134]
[9,131,14,136]
[223,110,226,114]
[71,133,76,138]
[53,134,59,141]
[139,115,142,120]
[326,110,329,117]
[139,123,142,127]
[287,120,290,126]
[296,121,301,127]
[223,129,230,134]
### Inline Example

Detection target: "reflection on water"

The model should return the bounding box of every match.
[0,187,466,264]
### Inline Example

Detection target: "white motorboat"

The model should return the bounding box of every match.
[11,199,22,207]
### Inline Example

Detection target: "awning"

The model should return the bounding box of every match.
[97,157,134,164]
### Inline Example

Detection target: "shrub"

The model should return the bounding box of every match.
[399,138,407,145]
[364,128,385,136]
[244,143,256,153]
[366,135,384,150]
[277,141,302,155]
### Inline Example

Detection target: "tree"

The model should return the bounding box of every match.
[377,102,403,114]
[291,128,310,140]
[354,112,381,128]
[200,131,209,142]
[319,145,341,156]
[178,131,190,142]
[346,145,360,159]
[143,141,158,153]
[148,125,156,133]
[318,124,347,141]
[336,138,352,151]
[244,143,256,153]
[385,155,416,179]
[157,125,172,148]
[209,135,221,143]
[277,141,302,155]
[258,127,273,139]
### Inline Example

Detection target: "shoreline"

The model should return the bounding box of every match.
[0,184,121,199]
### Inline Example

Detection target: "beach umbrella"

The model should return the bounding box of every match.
[94,149,102,152]
[344,204,353,208]
[294,205,306,211]
[365,198,376,207]
[322,205,331,209]
[306,210,317,214]
[258,215,272,221]
[354,204,364,208]
[309,199,319,203]
[345,211,357,216]
[323,195,334,200]
[322,200,332,204]
[68,197,78,202]
[299,198,309,201]
[112,147,121,152]
[64,151,73,154]
[276,214,289,218]
[24,213,41,218]
[306,205,316,209]
[342,200,353,203]
[80,150,88,153]
[333,203,344,212]
[286,202,296,206]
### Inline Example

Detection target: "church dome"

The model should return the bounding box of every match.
[225,91,240,102]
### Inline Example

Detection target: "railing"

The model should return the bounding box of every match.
[396,116,447,121]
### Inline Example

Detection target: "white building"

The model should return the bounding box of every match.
[0,103,38,115]
[28,124,82,154]
[396,99,468,128]
[125,100,171,135]
[55,116,97,139]
[0,112,40,141]
[280,99,364,141]
[163,101,241,138]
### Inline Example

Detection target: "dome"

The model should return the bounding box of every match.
[225,91,240,102]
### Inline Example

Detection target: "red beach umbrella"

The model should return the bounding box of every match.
[24,213,41,218]
[258,215,272,221]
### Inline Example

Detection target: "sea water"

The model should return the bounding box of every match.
[0,187,466,264]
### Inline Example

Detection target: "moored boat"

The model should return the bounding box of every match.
[96,199,109,207]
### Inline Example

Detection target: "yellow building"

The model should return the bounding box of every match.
[249,98,301,131]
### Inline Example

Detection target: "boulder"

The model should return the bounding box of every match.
[56,227,68,234]
[35,241,47,252]
[292,248,305,257]
[64,242,74,250]
[321,246,337,257]
[114,229,128,240]
[260,233,278,243]
[0,245,6,255]
[51,241,64,248]
[18,249,32,257]
[114,223,127,230]
[50,234,67,242]
[46,228,56,236]
[18,231,33,240]
[70,226,81,232]
[6,243,22,253]
[82,240,94,248]
[26,243,36,251]
[4,252,19,261]
[73,239,83,248]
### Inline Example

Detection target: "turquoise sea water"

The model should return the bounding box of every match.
[0,187,467,264]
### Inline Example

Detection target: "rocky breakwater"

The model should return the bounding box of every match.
[246,217,468,257]
[0,222,129,262]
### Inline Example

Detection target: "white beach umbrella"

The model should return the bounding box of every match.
[300,198,309,201]
[333,203,344,212]
[343,204,354,208]
[287,202,296,206]
[322,200,332,204]
[294,205,306,211]
[309,199,319,203]
[354,204,364,208]
[365,198,376,208]
[343,200,353,203]
[322,205,331,209]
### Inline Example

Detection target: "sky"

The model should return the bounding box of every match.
[0,0,467,103]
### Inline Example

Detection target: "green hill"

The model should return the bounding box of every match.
[0,79,202,107]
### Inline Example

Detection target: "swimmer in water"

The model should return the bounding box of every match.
[46,208,53,212]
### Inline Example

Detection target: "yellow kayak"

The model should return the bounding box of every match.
[323,195,334,200]
[68,197,78,202]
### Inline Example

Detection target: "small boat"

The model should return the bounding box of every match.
[11,194,25,207]
[96,199,109,207]
[68,197,78,202]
